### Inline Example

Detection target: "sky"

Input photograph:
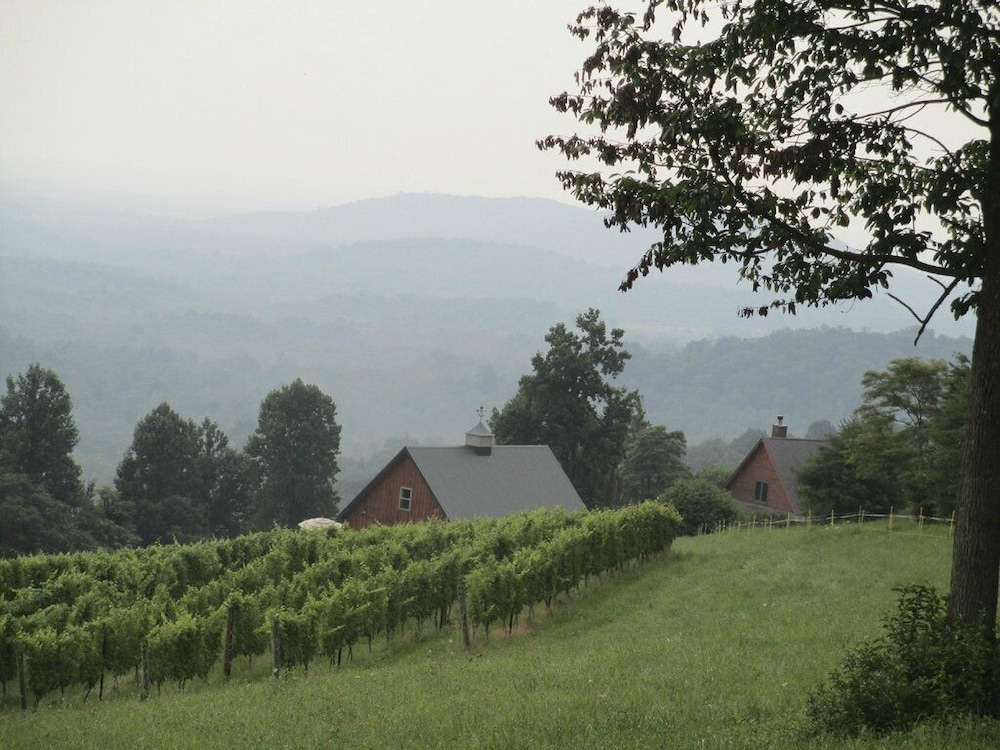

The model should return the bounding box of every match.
[0,0,590,216]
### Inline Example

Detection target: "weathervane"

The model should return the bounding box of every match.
[477,406,485,421]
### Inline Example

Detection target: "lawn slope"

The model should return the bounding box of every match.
[3,524,998,749]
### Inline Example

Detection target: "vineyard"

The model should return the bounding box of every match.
[0,502,680,710]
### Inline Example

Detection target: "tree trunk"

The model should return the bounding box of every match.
[947,91,1000,634]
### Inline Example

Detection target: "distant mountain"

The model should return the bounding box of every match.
[624,326,972,444]
[0,190,978,486]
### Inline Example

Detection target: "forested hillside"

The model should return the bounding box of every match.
[1,192,974,487]
[625,327,972,444]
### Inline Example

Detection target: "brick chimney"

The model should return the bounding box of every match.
[771,415,788,438]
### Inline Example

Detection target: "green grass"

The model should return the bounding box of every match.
[3,523,999,748]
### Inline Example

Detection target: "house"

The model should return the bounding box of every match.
[725,417,829,515]
[337,422,586,528]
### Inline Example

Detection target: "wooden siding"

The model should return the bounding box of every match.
[341,454,447,528]
[727,445,796,514]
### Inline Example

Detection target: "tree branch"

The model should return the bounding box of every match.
[890,275,963,344]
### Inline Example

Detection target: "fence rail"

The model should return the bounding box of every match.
[704,507,956,536]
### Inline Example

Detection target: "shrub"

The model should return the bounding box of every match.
[657,478,740,536]
[806,584,1000,737]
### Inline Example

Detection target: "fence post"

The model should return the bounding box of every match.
[830,508,835,528]
[888,506,894,531]
[807,511,812,529]
[786,513,791,529]
[950,511,956,536]
[918,508,924,535]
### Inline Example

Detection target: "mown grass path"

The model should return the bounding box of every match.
[3,523,998,748]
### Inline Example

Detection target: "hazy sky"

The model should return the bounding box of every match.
[1,1,589,215]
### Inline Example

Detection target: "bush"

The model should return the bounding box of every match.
[806,584,1000,737]
[657,478,740,536]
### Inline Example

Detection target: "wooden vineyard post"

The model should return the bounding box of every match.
[223,603,236,679]
[141,642,150,699]
[458,585,471,651]
[271,617,281,680]
[17,649,26,711]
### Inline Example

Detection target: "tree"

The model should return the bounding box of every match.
[658,477,740,536]
[0,364,84,507]
[805,420,835,440]
[490,309,641,507]
[620,424,690,502]
[684,428,764,474]
[543,1,1000,632]
[0,475,90,556]
[0,365,135,555]
[857,358,949,436]
[798,358,966,516]
[115,403,206,545]
[857,358,951,512]
[797,415,906,516]
[695,464,732,490]
[246,379,342,528]
[924,356,971,517]
[197,419,253,538]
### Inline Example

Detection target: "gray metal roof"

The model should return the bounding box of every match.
[762,438,829,512]
[407,445,585,520]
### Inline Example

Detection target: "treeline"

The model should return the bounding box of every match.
[0,365,341,557]
[797,356,969,518]
[625,326,972,444]
[0,504,680,709]
[1,321,974,492]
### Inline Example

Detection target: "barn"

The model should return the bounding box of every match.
[337,422,585,528]
[725,418,828,515]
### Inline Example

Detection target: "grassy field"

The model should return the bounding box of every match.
[3,522,999,748]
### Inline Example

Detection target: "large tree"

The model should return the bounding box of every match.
[543,1,1000,631]
[797,414,907,516]
[0,363,84,507]
[799,357,966,516]
[115,403,206,545]
[246,379,342,527]
[198,419,253,538]
[490,309,641,507]
[620,423,690,502]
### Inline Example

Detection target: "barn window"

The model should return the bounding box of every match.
[754,481,769,503]
[398,487,412,511]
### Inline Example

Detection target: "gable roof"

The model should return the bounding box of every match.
[726,437,829,513]
[339,445,586,522]
[762,438,828,511]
